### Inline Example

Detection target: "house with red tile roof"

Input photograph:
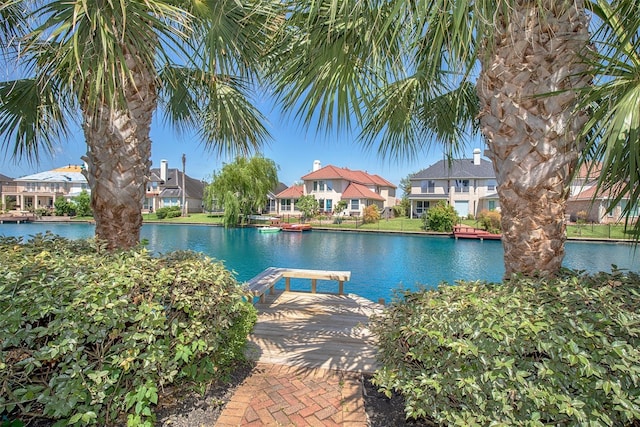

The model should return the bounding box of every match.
[275,160,397,216]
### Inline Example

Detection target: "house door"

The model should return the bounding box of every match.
[454,201,469,217]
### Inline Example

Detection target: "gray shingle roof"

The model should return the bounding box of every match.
[149,168,204,199]
[411,158,495,180]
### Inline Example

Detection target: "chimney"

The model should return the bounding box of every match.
[160,159,168,183]
[473,148,481,166]
[313,160,321,171]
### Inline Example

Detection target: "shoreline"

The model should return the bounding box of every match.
[24,217,638,245]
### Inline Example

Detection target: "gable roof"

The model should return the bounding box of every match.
[276,185,304,198]
[412,158,495,180]
[341,182,386,201]
[0,173,13,182]
[149,167,204,199]
[302,165,396,188]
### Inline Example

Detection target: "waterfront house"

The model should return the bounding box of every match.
[265,182,289,215]
[1,165,88,211]
[567,163,639,224]
[408,149,499,219]
[145,159,205,213]
[275,161,396,217]
[275,184,304,215]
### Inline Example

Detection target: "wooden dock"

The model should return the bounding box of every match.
[244,268,382,373]
[246,290,382,373]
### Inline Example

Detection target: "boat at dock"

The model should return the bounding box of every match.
[258,226,282,233]
[281,223,312,232]
[453,225,501,240]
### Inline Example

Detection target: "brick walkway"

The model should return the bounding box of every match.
[215,363,367,426]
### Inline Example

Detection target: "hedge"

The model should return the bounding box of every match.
[370,270,640,426]
[0,233,256,426]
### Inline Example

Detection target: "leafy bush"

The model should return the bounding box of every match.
[363,205,380,224]
[72,190,93,217]
[370,270,640,426]
[392,205,405,218]
[478,209,501,234]
[422,201,457,232]
[0,234,256,426]
[296,195,319,221]
[155,206,181,219]
[54,197,76,216]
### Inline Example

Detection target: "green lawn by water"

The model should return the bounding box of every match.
[135,213,637,240]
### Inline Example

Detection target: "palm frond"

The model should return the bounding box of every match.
[0,78,74,163]
[579,0,640,239]
[360,77,478,161]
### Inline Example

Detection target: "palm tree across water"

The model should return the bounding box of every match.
[269,0,639,278]
[0,0,281,249]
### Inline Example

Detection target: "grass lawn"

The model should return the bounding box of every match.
[142,212,224,224]
[311,217,425,232]
[73,212,635,241]
[460,219,636,241]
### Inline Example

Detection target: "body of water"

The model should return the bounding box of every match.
[2,222,638,303]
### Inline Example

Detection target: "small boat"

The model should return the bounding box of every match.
[258,226,281,233]
[280,223,312,232]
[452,225,501,240]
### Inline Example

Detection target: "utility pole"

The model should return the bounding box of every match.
[182,154,186,216]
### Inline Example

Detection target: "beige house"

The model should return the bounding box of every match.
[408,149,499,219]
[567,163,639,224]
[1,165,89,211]
[276,161,397,216]
[144,159,205,213]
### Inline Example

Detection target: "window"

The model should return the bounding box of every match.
[416,201,429,215]
[280,199,292,210]
[325,199,332,211]
[313,180,331,191]
[163,197,179,207]
[455,179,470,193]
[620,200,639,217]
[350,199,359,210]
[488,200,496,210]
[143,197,153,210]
[420,180,436,193]
[487,180,497,191]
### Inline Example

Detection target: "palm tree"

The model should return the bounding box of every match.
[270,0,637,278]
[0,0,280,249]
[579,0,640,240]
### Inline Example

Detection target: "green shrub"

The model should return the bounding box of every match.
[422,201,457,232]
[54,197,76,216]
[72,190,93,217]
[478,209,502,234]
[155,206,181,219]
[0,234,256,426]
[392,205,405,218]
[370,270,640,426]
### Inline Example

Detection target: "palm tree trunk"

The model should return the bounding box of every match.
[477,0,591,278]
[81,47,157,250]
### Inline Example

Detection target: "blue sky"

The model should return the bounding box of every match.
[0,105,480,190]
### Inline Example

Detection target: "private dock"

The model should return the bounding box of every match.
[0,213,35,224]
[245,268,382,373]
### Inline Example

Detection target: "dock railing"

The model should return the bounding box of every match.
[246,267,351,303]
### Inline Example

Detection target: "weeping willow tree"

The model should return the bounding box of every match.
[209,156,279,227]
